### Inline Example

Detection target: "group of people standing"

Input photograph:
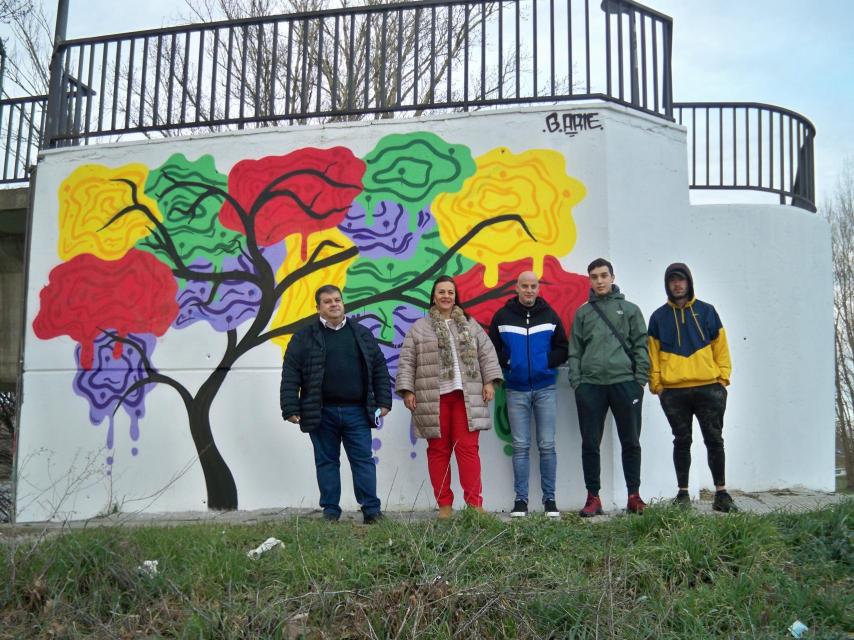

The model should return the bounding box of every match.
[279,258,737,523]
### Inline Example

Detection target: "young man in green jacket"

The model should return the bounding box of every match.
[568,258,650,516]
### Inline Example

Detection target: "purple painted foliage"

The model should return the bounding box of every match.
[73,332,158,466]
[173,243,286,332]
[339,200,435,259]
[353,304,424,463]
[409,421,419,459]
[353,304,422,387]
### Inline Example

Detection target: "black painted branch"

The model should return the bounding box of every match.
[260,212,536,343]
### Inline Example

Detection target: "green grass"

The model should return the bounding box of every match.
[1,501,852,639]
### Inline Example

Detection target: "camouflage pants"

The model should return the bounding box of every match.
[659,383,727,488]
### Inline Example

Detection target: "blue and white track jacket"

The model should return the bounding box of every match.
[488,297,569,392]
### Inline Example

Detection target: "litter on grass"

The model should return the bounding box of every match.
[247,537,283,559]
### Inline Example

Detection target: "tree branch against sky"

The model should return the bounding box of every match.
[0,0,50,97]
[828,157,854,487]
[121,0,513,136]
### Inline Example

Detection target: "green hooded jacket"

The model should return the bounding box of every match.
[568,285,650,388]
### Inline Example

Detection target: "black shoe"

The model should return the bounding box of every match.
[712,491,738,513]
[544,500,560,518]
[672,492,691,508]
[510,500,528,517]
[322,512,340,522]
[363,511,385,524]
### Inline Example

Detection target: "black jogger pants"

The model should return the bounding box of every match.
[574,381,644,495]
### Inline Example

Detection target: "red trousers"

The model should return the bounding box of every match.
[426,390,483,507]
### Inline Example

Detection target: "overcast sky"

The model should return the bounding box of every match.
[13,0,854,207]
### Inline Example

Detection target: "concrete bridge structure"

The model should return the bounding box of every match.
[0,0,831,522]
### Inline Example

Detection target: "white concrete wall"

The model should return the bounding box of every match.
[661,204,835,494]
[14,104,833,522]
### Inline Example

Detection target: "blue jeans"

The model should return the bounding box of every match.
[309,405,381,518]
[506,386,557,503]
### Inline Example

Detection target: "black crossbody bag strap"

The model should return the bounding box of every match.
[590,301,636,373]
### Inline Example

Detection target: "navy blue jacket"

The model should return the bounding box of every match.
[488,297,569,391]
[279,318,392,433]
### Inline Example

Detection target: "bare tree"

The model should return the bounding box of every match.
[0,389,13,476]
[0,0,51,97]
[828,158,854,489]
[123,0,517,136]
[0,0,32,24]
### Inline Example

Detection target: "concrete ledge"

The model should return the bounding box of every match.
[1,489,849,536]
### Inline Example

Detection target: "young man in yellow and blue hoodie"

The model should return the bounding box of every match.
[648,263,738,512]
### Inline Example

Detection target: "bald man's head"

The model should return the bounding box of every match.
[516,271,540,307]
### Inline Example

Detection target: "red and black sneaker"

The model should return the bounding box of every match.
[579,492,604,517]
[626,493,647,514]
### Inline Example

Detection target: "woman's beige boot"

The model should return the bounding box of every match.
[437,505,453,519]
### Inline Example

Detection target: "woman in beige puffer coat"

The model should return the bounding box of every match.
[396,276,503,518]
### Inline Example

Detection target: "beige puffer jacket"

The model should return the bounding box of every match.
[395,313,503,439]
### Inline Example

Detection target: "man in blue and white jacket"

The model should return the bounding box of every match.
[488,271,569,517]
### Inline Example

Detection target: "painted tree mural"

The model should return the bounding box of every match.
[32,131,589,511]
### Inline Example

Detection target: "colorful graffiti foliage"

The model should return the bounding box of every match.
[33,132,589,510]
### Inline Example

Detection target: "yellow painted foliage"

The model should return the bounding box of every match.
[432,147,586,286]
[270,228,357,353]
[58,164,162,261]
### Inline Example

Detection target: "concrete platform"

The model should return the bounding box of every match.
[1,488,850,540]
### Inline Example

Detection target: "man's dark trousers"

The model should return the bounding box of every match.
[575,381,643,494]
[309,405,381,519]
[659,383,727,487]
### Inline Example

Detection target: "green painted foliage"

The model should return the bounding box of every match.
[137,153,244,270]
[357,132,476,214]
[343,229,474,340]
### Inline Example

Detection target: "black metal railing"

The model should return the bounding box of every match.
[43,0,673,145]
[0,0,819,213]
[674,102,816,212]
[0,95,47,184]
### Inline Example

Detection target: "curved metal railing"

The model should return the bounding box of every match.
[674,101,816,212]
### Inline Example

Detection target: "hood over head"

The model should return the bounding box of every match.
[664,263,694,302]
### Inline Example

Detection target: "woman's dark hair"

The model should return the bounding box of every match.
[429,276,469,318]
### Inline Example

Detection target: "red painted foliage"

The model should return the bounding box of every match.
[219,147,365,255]
[455,256,590,330]
[33,250,179,369]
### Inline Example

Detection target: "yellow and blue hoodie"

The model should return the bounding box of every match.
[647,263,731,394]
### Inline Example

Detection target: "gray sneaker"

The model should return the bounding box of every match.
[544,500,560,518]
[510,500,528,517]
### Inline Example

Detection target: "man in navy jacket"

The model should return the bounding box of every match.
[280,284,391,524]
[489,271,568,517]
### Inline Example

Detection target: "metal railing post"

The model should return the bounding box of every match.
[43,0,70,148]
[0,41,7,98]
[662,13,673,119]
